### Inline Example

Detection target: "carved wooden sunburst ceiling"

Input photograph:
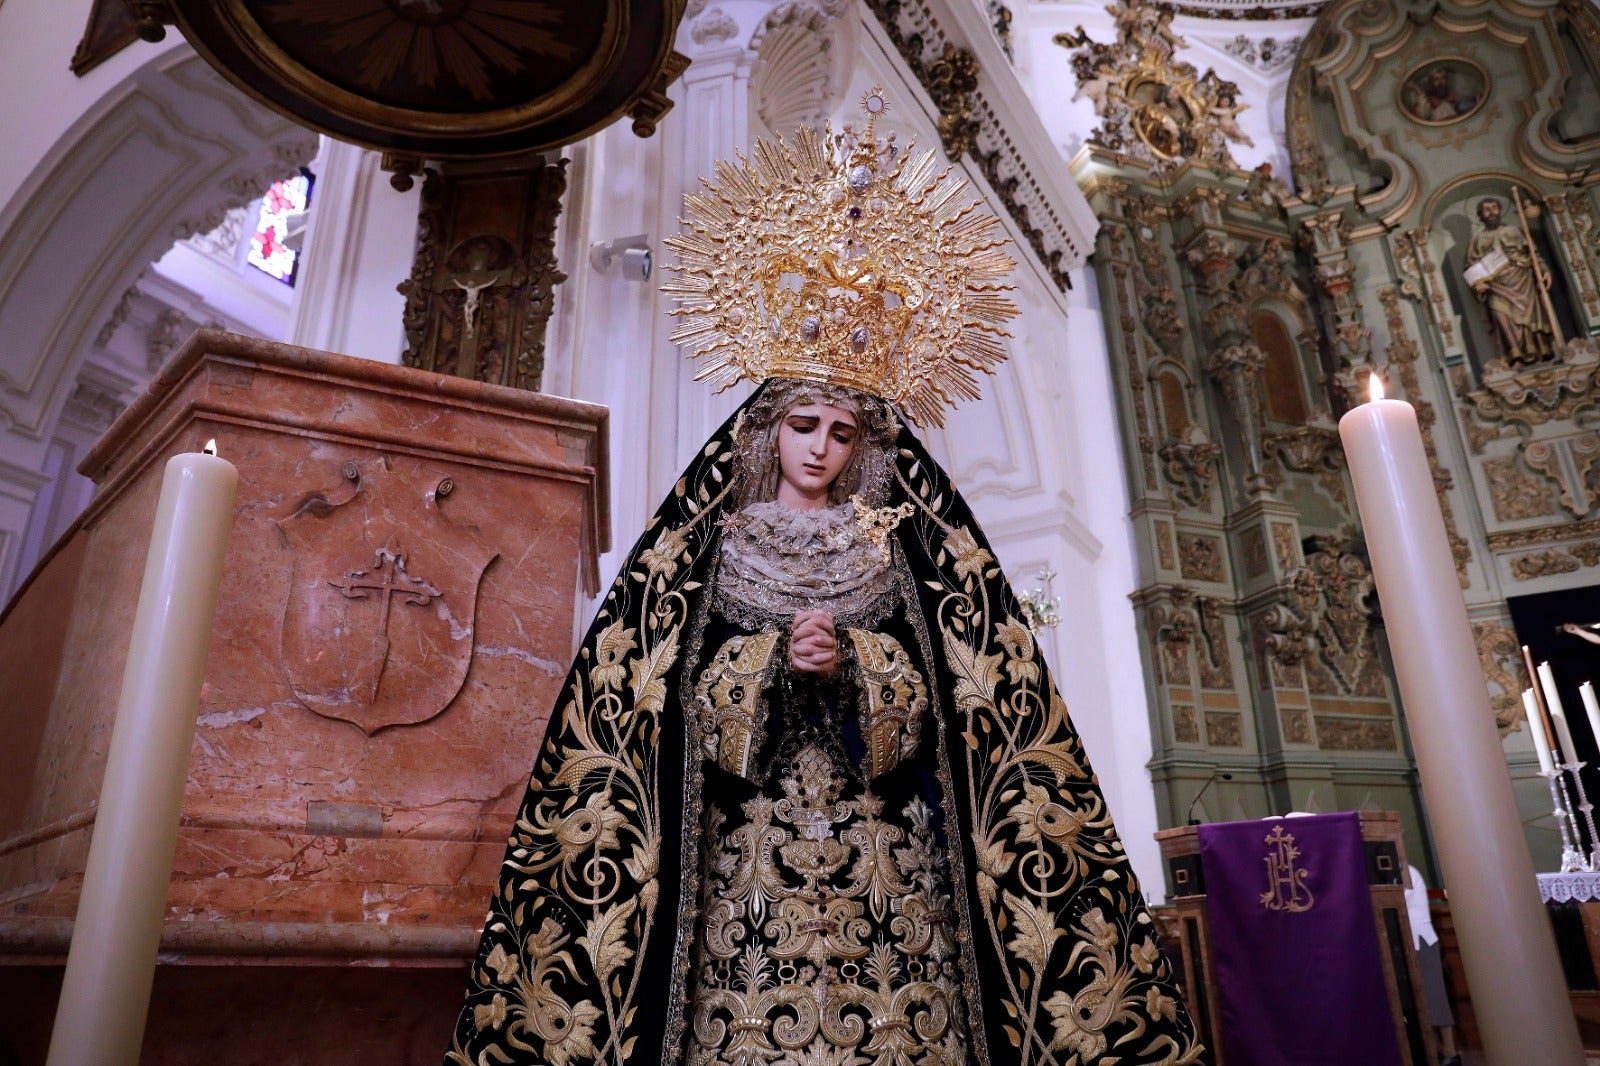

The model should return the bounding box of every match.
[167,0,686,156]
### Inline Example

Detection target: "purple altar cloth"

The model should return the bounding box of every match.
[1197,812,1402,1066]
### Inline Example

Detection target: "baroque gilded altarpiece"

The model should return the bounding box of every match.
[1067,0,1600,875]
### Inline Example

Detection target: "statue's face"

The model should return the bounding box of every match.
[1478,199,1501,227]
[776,402,858,508]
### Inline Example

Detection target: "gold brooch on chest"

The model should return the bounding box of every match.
[851,495,916,555]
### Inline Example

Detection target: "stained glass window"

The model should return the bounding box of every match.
[246,170,314,285]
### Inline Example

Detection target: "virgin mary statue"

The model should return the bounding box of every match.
[446,91,1201,1066]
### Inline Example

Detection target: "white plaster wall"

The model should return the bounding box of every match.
[287,138,419,364]
[0,0,184,211]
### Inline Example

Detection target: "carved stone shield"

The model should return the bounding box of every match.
[277,457,496,735]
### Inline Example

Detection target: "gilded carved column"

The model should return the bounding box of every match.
[1546,193,1600,333]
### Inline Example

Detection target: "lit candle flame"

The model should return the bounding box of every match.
[203,439,218,456]
[1367,373,1386,403]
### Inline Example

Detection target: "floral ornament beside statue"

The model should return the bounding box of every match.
[446,89,1202,1066]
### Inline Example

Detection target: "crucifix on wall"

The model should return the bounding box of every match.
[398,156,568,392]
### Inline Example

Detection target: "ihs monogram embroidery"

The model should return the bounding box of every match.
[1259,824,1316,914]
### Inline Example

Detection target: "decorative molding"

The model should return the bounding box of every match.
[689,6,740,46]
[1463,340,1600,431]
[1220,34,1302,74]
[1031,1,1324,16]
[1262,417,1343,474]
[1510,548,1582,581]
[181,203,250,267]
[1314,717,1396,752]
[1487,517,1600,553]
[862,0,1096,293]
[1204,711,1243,747]
[1287,536,1379,698]
[1473,621,1526,735]
[1506,540,1600,581]
[1524,432,1600,519]
[1158,425,1220,507]
[750,2,847,137]
[1177,532,1224,582]
[1205,341,1270,491]
[0,50,317,438]
[1483,455,1560,523]
[147,307,198,374]
[61,379,126,432]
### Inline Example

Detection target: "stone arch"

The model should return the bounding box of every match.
[1250,308,1309,426]
[1148,358,1196,439]
[0,45,318,442]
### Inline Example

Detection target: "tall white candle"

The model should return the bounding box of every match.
[46,443,237,1066]
[1582,682,1600,752]
[1339,377,1583,1065]
[1539,661,1579,764]
[1525,688,1556,774]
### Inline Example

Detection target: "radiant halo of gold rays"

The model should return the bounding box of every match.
[662,89,1018,428]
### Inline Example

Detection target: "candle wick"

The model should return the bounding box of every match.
[203,439,218,456]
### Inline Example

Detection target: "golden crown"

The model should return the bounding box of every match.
[662,90,1018,427]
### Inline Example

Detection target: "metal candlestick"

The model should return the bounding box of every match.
[1563,759,1600,870]
[1540,768,1585,872]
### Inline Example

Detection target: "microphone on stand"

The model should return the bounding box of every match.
[1186,771,1234,826]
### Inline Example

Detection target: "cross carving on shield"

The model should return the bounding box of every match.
[277,457,496,734]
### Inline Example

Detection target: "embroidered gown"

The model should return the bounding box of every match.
[446,385,1203,1066]
[685,501,966,1065]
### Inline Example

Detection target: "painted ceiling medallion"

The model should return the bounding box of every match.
[162,0,687,156]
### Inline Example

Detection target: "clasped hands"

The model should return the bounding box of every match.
[790,609,838,677]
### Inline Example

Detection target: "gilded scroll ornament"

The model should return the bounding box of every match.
[1473,622,1528,735]
[1287,538,1381,698]
[1055,0,1253,172]
[1523,433,1600,519]
[845,629,928,777]
[1463,341,1600,431]
[1262,417,1344,475]
[1510,549,1582,581]
[1177,533,1224,583]
[1158,424,1220,508]
[1483,456,1560,523]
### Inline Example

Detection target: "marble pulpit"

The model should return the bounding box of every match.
[0,331,608,1063]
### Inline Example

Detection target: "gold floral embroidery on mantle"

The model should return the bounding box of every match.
[688,745,966,1065]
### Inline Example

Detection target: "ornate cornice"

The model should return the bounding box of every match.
[1487,518,1600,554]
[1027,0,1323,15]
[863,0,1098,294]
